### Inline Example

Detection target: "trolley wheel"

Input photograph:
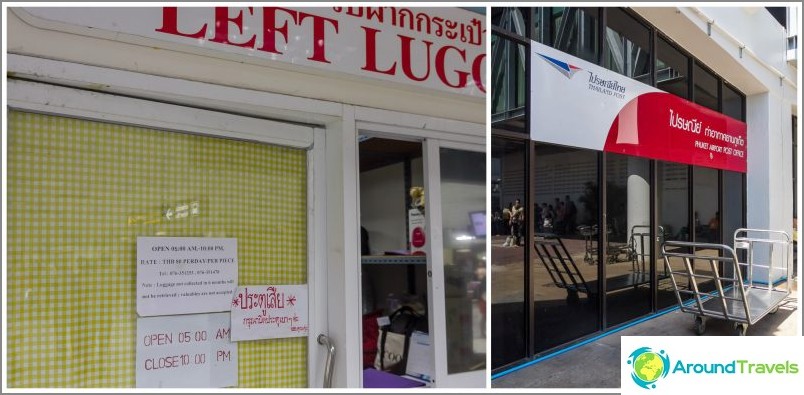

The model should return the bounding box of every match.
[566,291,580,304]
[694,316,706,335]
[733,323,747,336]
[769,306,780,314]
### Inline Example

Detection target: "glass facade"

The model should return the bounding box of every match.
[439,148,487,374]
[692,166,721,294]
[693,62,720,112]
[723,83,745,121]
[656,36,690,99]
[551,7,599,64]
[605,153,652,327]
[605,8,651,84]
[491,35,527,126]
[491,7,747,371]
[492,7,531,37]
[656,162,690,310]
[491,139,527,368]
[532,144,600,352]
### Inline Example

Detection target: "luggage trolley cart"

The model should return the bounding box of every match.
[661,228,792,336]
[578,225,598,265]
[630,225,669,277]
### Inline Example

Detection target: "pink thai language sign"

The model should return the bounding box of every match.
[229,285,309,341]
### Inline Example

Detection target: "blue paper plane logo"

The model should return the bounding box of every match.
[538,53,583,79]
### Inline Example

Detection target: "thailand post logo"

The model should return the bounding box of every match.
[627,347,670,389]
[537,53,582,79]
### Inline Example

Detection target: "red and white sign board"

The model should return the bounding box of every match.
[230,285,309,341]
[531,40,747,173]
[136,313,237,388]
[14,7,485,98]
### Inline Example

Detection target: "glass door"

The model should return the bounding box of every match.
[604,153,652,327]
[357,135,430,389]
[423,140,486,387]
[6,101,327,388]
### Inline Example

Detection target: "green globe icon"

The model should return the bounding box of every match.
[633,352,664,382]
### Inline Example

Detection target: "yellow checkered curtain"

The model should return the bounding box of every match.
[6,110,308,387]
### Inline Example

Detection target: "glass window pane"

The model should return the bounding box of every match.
[657,162,689,309]
[492,7,530,37]
[439,148,486,374]
[605,153,652,326]
[722,84,744,121]
[692,166,720,294]
[605,8,651,84]
[656,36,689,99]
[491,35,527,126]
[552,7,599,64]
[694,62,719,112]
[694,167,720,244]
[533,8,542,43]
[491,139,527,369]
[722,171,744,247]
[722,171,744,279]
[533,143,599,352]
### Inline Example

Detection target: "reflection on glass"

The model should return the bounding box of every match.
[605,153,651,326]
[657,162,689,309]
[722,171,744,278]
[439,148,486,374]
[605,8,651,84]
[533,143,599,352]
[551,7,599,64]
[491,36,527,123]
[692,166,720,293]
[694,62,719,112]
[491,7,530,36]
[491,139,526,369]
[694,167,720,244]
[722,84,744,121]
[656,36,689,99]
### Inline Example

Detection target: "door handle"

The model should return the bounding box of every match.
[317,334,335,388]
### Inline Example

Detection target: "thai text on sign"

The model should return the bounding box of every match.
[230,285,309,341]
[17,7,485,97]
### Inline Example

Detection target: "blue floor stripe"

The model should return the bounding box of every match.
[492,290,725,381]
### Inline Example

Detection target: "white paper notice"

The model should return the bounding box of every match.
[230,285,309,341]
[136,313,237,388]
[137,237,237,317]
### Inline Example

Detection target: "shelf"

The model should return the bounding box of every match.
[361,255,427,265]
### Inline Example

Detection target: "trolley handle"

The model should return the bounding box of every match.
[661,240,738,253]
[733,228,791,244]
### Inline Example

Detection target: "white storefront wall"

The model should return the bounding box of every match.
[5,6,485,388]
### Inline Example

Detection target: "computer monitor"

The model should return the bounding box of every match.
[469,211,486,237]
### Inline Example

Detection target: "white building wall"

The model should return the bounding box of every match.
[699,7,792,79]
